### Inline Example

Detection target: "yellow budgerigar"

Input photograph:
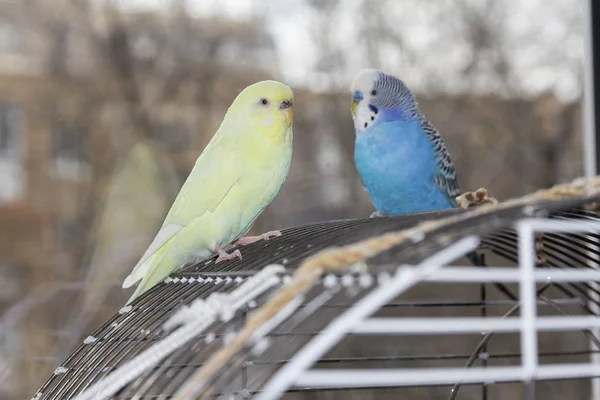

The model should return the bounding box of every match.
[122,81,294,304]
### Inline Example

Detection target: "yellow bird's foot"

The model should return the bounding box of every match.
[213,243,242,264]
[234,230,282,246]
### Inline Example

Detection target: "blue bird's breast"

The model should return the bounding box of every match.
[354,119,454,215]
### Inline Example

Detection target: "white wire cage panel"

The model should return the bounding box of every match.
[34,199,600,400]
[258,220,600,400]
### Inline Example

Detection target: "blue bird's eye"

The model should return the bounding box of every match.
[371,90,377,96]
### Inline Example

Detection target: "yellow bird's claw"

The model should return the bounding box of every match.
[234,230,282,246]
[214,244,242,264]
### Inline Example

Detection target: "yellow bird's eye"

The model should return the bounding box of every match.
[260,98,269,106]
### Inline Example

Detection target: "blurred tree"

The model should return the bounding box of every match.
[0,1,587,398]
[62,140,180,352]
[0,0,277,397]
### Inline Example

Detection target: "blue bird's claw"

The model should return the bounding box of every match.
[369,211,387,219]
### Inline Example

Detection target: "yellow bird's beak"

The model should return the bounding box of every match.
[279,99,293,126]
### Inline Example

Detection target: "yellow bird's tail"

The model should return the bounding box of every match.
[125,250,166,305]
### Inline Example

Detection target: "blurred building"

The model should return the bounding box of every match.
[0,4,276,272]
[0,3,276,398]
[0,2,585,399]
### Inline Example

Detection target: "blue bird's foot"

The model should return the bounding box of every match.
[456,188,498,209]
[369,211,387,219]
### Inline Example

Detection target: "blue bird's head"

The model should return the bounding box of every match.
[350,69,419,133]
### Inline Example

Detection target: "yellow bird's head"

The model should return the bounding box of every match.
[231,80,294,135]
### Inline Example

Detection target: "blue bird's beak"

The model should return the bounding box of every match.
[351,91,363,115]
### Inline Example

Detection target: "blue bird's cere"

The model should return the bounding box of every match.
[351,69,460,216]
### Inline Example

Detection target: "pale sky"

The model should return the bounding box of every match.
[116,0,584,101]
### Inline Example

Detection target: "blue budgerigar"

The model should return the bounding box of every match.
[350,69,460,216]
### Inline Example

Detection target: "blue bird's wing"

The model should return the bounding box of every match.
[422,119,460,206]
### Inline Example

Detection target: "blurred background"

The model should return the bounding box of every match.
[0,0,586,398]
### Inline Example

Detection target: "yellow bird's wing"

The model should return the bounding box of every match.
[123,133,243,288]
[164,133,243,224]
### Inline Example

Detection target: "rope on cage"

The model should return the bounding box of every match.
[172,175,600,400]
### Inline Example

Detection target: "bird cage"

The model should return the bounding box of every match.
[31,178,600,400]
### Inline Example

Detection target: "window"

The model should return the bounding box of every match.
[0,103,21,156]
[52,122,88,161]
[0,103,24,201]
[57,220,79,250]
[49,25,68,75]
[0,24,22,53]
[154,122,191,152]
[132,32,156,59]
[52,121,90,180]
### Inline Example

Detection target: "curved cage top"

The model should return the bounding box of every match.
[33,180,600,400]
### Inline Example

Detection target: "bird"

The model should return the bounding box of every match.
[350,69,460,216]
[122,80,294,304]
